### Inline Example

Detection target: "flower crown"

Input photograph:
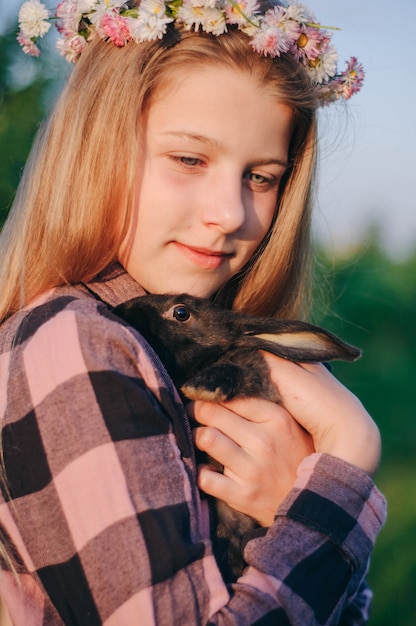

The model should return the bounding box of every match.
[17,0,364,105]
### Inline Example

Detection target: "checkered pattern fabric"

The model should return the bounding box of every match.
[0,263,386,625]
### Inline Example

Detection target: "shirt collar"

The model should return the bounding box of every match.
[83,261,146,308]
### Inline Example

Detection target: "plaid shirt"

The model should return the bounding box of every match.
[0,263,386,625]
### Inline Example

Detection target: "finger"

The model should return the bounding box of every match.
[193,401,260,453]
[197,463,242,507]
[193,397,300,457]
[263,355,339,418]
[197,459,276,519]
[193,426,250,476]
[264,353,335,390]
[263,354,381,475]
[192,396,290,431]
[192,396,285,426]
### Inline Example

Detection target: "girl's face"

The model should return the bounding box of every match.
[119,65,294,297]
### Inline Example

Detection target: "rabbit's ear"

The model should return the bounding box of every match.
[251,327,361,363]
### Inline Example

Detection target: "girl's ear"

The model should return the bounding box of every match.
[251,327,361,363]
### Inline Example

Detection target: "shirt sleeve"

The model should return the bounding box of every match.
[0,295,387,626]
[233,453,386,625]
[338,578,373,626]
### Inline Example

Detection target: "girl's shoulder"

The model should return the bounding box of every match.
[0,282,124,352]
[0,281,177,410]
[0,261,147,352]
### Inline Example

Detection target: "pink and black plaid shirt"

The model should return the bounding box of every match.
[0,263,386,625]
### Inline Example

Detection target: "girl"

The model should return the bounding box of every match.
[0,1,385,624]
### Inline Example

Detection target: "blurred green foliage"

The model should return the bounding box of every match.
[0,26,67,224]
[313,243,416,462]
[0,30,46,222]
[312,244,416,625]
[1,22,415,626]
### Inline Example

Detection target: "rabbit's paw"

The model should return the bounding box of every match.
[181,364,242,402]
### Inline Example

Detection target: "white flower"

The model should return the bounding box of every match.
[139,0,169,16]
[56,0,84,37]
[307,44,338,83]
[127,12,173,42]
[285,1,315,24]
[78,0,98,12]
[200,7,227,34]
[189,0,221,8]
[56,32,87,60]
[127,0,174,42]
[177,1,226,34]
[224,0,259,26]
[87,0,126,26]
[18,0,51,38]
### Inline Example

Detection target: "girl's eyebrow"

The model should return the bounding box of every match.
[160,130,220,147]
[249,157,289,168]
[160,131,288,168]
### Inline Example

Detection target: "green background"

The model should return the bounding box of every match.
[1,27,415,625]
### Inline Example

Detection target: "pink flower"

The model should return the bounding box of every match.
[252,6,300,57]
[56,33,87,61]
[100,12,131,47]
[315,56,365,105]
[292,25,327,62]
[251,29,281,56]
[338,56,365,99]
[55,0,80,37]
[17,30,41,56]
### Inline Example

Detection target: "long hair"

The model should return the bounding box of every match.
[0,26,317,323]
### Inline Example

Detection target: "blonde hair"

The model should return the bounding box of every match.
[0,27,317,323]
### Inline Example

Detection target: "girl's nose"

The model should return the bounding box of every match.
[201,174,246,234]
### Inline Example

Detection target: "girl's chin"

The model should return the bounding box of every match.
[140,272,228,298]
[146,283,220,299]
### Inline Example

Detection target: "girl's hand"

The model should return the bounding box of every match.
[189,398,314,527]
[264,355,382,477]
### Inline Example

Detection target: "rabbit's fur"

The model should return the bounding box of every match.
[114,293,361,579]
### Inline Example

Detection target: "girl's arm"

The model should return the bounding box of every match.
[192,357,382,525]
[192,357,385,624]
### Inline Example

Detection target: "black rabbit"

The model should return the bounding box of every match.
[113,293,361,579]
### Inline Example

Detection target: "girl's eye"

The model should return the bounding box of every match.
[246,171,277,190]
[248,172,272,186]
[170,155,204,168]
[180,156,201,167]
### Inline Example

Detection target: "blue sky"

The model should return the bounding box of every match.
[311,0,416,259]
[2,0,415,259]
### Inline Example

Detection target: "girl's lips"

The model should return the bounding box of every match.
[173,242,232,270]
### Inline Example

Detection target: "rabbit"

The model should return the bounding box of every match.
[113,293,361,580]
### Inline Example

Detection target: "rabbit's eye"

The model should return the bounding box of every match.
[173,305,191,321]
